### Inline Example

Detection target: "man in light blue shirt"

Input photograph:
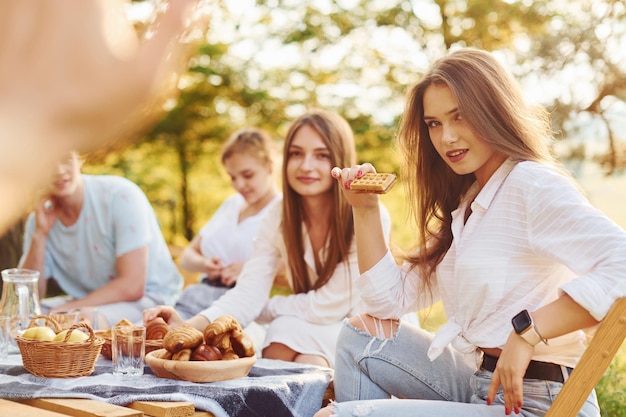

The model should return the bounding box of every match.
[20,152,182,328]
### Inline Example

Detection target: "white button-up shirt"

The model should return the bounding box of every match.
[357,159,626,368]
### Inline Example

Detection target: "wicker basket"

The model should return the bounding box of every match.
[16,315,104,378]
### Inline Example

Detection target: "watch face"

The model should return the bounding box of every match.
[512,310,532,333]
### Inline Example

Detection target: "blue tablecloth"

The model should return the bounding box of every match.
[0,351,333,417]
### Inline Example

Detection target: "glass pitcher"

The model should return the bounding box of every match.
[0,268,42,337]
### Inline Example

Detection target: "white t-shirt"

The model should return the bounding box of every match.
[21,175,183,305]
[198,193,280,270]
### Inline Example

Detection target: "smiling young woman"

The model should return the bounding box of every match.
[317,48,626,417]
[144,108,392,368]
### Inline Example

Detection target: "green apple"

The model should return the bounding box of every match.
[53,329,89,343]
[21,326,57,341]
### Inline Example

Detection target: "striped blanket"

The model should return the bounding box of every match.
[0,353,333,417]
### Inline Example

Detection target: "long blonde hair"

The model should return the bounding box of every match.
[281,108,356,294]
[398,48,558,294]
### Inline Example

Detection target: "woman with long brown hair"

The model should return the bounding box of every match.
[316,48,626,416]
[145,108,391,367]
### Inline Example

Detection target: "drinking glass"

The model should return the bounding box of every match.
[112,324,145,376]
[49,310,82,330]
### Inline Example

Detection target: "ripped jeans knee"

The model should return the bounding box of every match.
[331,316,405,403]
[335,317,462,404]
[348,313,399,339]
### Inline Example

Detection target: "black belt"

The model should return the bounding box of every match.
[480,353,572,383]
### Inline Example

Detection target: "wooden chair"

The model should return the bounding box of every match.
[545,297,626,417]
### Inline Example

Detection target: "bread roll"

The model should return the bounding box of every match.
[203,315,242,345]
[172,348,192,361]
[159,349,173,360]
[221,350,239,360]
[163,325,204,353]
[146,317,169,340]
[212,331,233,353]
[114,318,134,327]
[231,329,255,358]
[191,344,223,361]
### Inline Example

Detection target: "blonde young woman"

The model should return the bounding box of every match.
[317,49,626,416]
[145,108,391,367]
[174,127,280,320]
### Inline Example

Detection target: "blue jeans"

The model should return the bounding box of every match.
[330,320,600,417]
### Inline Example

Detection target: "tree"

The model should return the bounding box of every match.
[83,0,626,243]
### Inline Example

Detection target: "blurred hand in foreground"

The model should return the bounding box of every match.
[0,0,207,235]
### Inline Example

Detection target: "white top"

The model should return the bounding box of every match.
[21,175,183,305]
[357,159,626,368]
[199,197,392,365]
[198,193,280,271]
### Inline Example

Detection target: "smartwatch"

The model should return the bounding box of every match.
[512,309,547,346]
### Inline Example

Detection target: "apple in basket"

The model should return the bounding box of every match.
[53,328,89,343]
[21,326,57,341]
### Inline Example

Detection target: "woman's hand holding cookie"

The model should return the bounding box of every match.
[331,164,384,208]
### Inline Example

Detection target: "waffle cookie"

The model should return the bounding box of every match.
[349,173,397,194]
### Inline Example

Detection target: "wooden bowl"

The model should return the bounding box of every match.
[145,349,256,383]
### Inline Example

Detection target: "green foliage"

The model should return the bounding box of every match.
[107,0,626,246]
[436,0,555,50]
